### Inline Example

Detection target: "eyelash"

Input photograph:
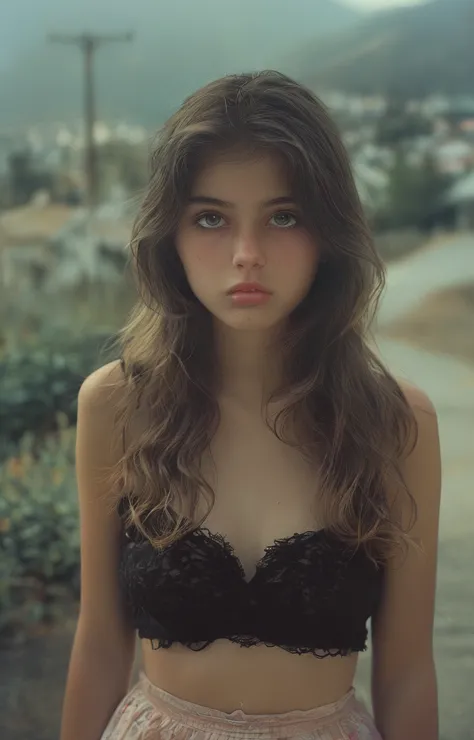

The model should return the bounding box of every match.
[193,211,300,229]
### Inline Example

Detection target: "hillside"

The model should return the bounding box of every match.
[0,0,359,128]
[296,0,474,98]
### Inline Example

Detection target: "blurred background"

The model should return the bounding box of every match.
[0,1,473,738]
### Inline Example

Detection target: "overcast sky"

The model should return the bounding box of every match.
[344,0,427,9]
[0,0,432,72]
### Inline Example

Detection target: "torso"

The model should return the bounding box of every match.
[137,395,361,713]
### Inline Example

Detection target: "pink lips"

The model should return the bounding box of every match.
[227,282,272,307]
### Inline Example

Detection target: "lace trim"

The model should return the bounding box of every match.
[183,525,336,584]
[147,636,364,657]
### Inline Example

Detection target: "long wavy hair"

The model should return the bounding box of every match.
[111,70,417,563]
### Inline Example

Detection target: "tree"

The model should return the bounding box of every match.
[7,150,54,207]
[98,140,148,199]
[376,152,450,231]
[375,103,433,148]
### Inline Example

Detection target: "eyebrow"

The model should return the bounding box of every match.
[186,195,298,208]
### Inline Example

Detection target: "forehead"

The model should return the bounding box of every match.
[189,149,293,201]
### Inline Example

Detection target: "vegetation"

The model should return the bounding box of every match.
[374,153,451,232]
[6,150,55,208]
[0,424,79,640]
[0,281,126,639]
[374,104,433,148]
[98,140,149,198]
[0,334,114,462]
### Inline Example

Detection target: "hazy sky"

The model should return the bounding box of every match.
[344,0,426,9]
[0,0,432,73]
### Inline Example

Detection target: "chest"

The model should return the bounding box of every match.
[195,404,322,580]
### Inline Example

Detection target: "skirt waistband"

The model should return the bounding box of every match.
[138,671,359,731]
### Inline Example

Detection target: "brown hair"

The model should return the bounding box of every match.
[111,70,416,563]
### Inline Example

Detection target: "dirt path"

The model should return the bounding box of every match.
[380,283,474,366]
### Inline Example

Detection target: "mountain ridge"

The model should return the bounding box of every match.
[297,0,474,98]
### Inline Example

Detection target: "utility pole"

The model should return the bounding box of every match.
[49,32,133,211]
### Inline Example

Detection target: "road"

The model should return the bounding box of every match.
[377,231,474,539]
[356,232,474,739]
[377,232,474,325]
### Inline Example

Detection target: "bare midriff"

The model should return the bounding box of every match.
[141,639,359,714]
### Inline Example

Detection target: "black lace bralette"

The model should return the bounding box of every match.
[117,498,384,657]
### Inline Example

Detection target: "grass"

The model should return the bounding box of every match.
[0,278,135,356]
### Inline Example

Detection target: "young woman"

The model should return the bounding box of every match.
[60,71,441,740]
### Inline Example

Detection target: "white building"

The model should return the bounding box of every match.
[446,171,474,230]
[435,139,474,175]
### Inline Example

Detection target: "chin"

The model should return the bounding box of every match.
[217,310,284,333]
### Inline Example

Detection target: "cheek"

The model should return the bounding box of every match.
[277,236,320,283]
[177,241,217,284]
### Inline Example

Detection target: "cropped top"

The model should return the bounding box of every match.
[117,499,385,657]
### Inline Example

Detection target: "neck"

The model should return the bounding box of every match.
[214,322,283,407]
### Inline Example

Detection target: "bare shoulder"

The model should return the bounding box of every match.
[78,359,150,459]
[393,378,441,517]
[75,361,128,462]
[396,378,439,462]
[78,359,125,413]
[396,377,437,419]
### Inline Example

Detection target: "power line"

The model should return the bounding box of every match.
[48,32,134,210]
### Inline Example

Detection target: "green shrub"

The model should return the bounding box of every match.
[0,332,115,461]
[0,420,80,637]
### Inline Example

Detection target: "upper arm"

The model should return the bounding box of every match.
[372,381,441,684]
[75,360,134,650]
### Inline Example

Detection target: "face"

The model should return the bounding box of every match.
[175,150,321,332]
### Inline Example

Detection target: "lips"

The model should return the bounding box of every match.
[227,283,272,307]
[227,282,270,295]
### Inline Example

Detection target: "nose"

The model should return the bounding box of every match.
[232,229,265,270]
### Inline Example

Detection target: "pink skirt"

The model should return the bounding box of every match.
[100,671,382,739]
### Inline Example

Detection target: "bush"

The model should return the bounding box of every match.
[0,332,115,461]
[375,152,451,232]
[0,421,80,638]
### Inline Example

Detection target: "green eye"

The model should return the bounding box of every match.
[270,212,298,228]
[196,213,224,228]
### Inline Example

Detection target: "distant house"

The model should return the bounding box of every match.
[460,118,474,136]
[446,171,474,229]
[434,139,474,175]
